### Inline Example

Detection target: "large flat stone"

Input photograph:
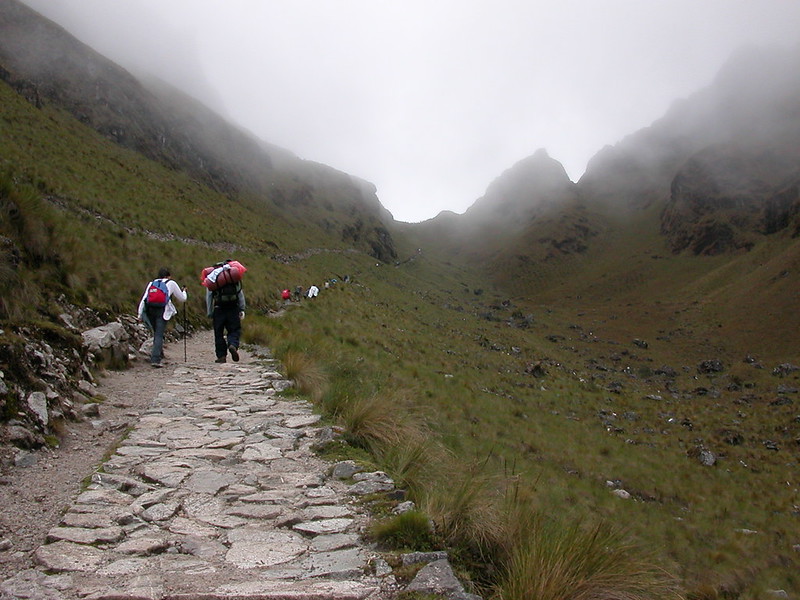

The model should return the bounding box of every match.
[309,533,361,552]
[34,541,106,572]
[293,518,354,536]
[188,470,238,494]
[299,547,367,580]
[116,534,170,555]
[75,489,133,506]
[138,464,191,487]
[284,414,321,428]
[140,501,180,522]
[226,504,282,520]
[60,511,115,529]
[241,442,283,462]
[225,529,307,569]
[46,526,124,545]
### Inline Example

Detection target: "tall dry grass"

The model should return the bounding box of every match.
[495,516,682,600]
[421,459,505,558]
[281,350,329,402]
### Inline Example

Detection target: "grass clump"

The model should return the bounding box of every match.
[342,391,415,450]
[421,460,504,560]
[369,510,437,552]
[496,516,681,600]
[281,350,328,402]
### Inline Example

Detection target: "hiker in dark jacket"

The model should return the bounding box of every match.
[206,266,246,363]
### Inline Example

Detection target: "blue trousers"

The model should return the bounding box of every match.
[213,305,241,358]
[146,305,167,364]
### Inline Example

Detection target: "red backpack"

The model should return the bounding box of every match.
[145,279,169,307]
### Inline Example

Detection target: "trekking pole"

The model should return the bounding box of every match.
[183,300,188,362]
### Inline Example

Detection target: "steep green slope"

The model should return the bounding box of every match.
[1,3,798,596]
[0,0,396,264]
[255,245,799,597]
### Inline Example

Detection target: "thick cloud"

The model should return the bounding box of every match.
[20,0,800,222]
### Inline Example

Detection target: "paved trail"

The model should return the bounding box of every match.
[0,331,389,600]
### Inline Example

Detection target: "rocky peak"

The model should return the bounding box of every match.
[464,148,576,225]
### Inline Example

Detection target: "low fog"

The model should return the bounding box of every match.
[19,0,800,222]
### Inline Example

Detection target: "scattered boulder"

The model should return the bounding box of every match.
[720,430,744,446]
[404,558,482,600]
[392,501,416,515]
[744,354,763,368]
[688,446,717,466]
[402,551,448,566]
[698,360,724,374]
[655,365,677,378]
[770,397,793,407]
[332,460,362,480]
[772,363,799,377]
[81,322,129,368]
[310,426,344,452]
[25,391,48,428]
[3,424,41,449]
[348,471,395,496]
[524,362,547,377]
[698,449,717,466]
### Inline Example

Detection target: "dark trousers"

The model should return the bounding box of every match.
[146,305,166,364]
[213,305,241,358]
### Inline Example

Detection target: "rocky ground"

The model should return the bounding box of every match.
[0,333,175,581]
[0,331,477,600]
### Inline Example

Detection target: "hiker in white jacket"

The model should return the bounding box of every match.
[137,267,188,368]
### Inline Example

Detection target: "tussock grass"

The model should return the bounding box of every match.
[374,429,440,496]
[281,350,328,402]
[421,460,504,557]
[340,390,441,496]
[368,510,436,552]
[342,390,418,450]
[496,516,682,600]
[241,317,272,346]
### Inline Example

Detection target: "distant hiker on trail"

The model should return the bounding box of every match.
[137,267,188,368]
[281,288,291,303]
[293,286,303,301]
[307,284,319,299]
[205,260,246,363]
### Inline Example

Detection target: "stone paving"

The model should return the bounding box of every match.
[1,355,393,600]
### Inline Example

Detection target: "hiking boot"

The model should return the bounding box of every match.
[228,345,239,362]
[151,362,163,368]
[215,356,227,363]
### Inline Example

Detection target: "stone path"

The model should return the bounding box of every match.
[0,346,392,600]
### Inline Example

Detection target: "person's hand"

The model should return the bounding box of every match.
[239,311,245,320]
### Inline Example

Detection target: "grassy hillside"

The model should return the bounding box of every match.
[389,159,800,596]
[250,246,798,597]
[0,75,350,319]
[2,24,799,600]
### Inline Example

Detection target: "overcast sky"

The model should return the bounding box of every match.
[20,0,800,222]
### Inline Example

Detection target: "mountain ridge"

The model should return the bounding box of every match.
[0,0,397,261]
[2,4,800,596]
